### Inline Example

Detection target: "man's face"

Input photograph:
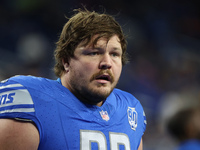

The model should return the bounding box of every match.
[62,35,123,106]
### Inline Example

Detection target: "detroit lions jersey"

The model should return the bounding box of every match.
[0,75,147,150]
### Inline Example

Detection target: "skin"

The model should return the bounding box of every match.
[0,119,39,150]
[0,34,143,150]
[138,139,143,150]
[61,35,123,106]
[61,34,143,149]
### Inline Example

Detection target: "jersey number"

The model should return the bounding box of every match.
[80,130,131,150]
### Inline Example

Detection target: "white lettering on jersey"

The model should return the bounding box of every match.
[109,132,130,150]
[80,130,107,150]
[0,84,35,113]
[80,130,131,150]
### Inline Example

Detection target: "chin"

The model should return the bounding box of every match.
[92,87,114,99]
[84,83,116,102]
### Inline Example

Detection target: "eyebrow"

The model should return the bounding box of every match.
[93,45,122,51]
[112,47,122,51]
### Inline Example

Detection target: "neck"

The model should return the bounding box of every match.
[60,75,105,107]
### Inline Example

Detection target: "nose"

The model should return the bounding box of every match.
[99,54,112,69]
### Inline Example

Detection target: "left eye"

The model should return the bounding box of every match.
[111,53,119,57]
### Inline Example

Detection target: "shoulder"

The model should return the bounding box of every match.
[2,75,52,86]
[0,75,57,115]
[113,88,140,105]
[0,76,36,106]
[113,88,147,131]
[1,75,57,93]
[0,75,59,138]
[112,88,145,113]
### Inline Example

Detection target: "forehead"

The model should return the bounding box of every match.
[77,35,122,49]
[96,35,121,47]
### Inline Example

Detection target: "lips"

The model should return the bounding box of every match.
[95,74,111,82]
[90,70,114,83]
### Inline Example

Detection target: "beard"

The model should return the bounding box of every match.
[69,70,118,105]
[76,84,114,105]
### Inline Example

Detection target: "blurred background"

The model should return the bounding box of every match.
[0,0,200,149]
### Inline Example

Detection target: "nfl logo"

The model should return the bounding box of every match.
[99,110,110,121]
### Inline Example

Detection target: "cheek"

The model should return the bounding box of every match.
[74,62,97,76]
[82,62,97,72]
[113,65,122,78]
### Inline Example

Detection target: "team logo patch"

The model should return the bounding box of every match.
[127,107,138,130]
[99,110,110,121]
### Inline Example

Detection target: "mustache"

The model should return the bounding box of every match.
[90,70,114,83]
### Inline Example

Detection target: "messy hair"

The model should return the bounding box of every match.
[54,8,128,77]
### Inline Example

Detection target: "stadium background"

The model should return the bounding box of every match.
[0,0,200,149]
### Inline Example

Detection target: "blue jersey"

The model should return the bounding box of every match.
[0,75,147,150]
[177,140,200,150]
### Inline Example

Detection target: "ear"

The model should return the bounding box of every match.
[62,59,69,73]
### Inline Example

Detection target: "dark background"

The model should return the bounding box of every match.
[0,0,200,149]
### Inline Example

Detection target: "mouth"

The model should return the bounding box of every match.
[95,74,111,82]
[90,70,114,84]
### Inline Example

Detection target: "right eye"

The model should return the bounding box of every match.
[88,52,99,56]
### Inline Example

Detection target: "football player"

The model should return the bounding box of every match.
[0,8,147,150]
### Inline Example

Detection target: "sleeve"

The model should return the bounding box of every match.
[143,109,147,133]
[129,95,147,134]
[115,89,147,133]
[125,91,147,133]
[135,101,147,134]
[0,78,37,122]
